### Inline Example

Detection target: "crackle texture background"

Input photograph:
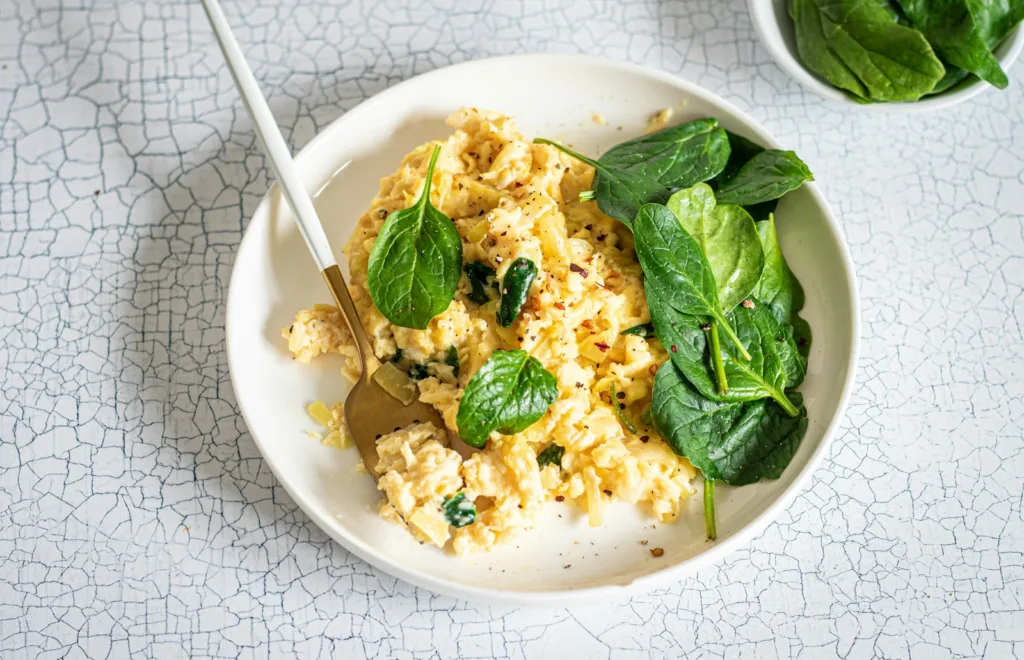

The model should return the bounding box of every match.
[2,0,1024,658]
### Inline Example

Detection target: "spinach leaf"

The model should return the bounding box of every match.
[645,282,718,398]
[649,282,803,405]
[969,0,1024,47]
[621,322,656,338]
[536,443,565,468]
[651,362,808,485]
[788,0,946,102]
[408,363,429,380]
[368,145,463,329]
[712,393,808,486]
[714,151,814,207]
[633,203,751,361]
[464,261,497,305]
[896,0,1008,88]
[928,63,973,94]
[599,118,731,188]
[711,132,779,221]
[442,491,477,528]
[650,362,743,482]
[713,132,765,186]
[752,216,802,325]
[455,349,559,448]
[609,382,637,433]
[446,345,460,378]
[497,257,537,327]
[924,1,1024,96]
[534,138,670,227]
[715,301,804,413]
[667,184,765,312]
[753,217,812,359]
[667,184,765,395]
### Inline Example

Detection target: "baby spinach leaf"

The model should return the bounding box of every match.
[667,184,765,312]
[464,261,497,305]
[715,301,804,413]
[789,0,946,102]
[928,63,972,94]
[645,283,719,398]
[446,345,460,378]
[753,217,812,360]
[752,216,801,325]
[710,393,808,486]
[651,362,808,486]
[599,118,732,188]
[667,184,765,394]
[497,257,537,327]
[442,491,477,528]
[536,443,565,468]
[650,362,743,482]
[633,204,751,361]
[711,133,779,222]
[455,349,559,448]
[534,138,669,227]
[368,145,463,329]
[714,151,814,207]
[969,0,1024,47]
[896,0,1008,88]
[714,132,766,186]
[610,382,637,433]
[621,322,656,338]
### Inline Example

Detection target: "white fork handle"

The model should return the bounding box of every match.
[200,0,336,271]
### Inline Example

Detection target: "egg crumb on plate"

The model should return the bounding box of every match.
[283,108,698,555]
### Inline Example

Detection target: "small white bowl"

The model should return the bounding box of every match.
[226,54,860,605]
[749,0,1024,112]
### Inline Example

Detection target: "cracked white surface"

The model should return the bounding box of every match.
[2,0,1023,658]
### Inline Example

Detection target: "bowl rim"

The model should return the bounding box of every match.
[225,52,862,605]
[747,0,1024,113]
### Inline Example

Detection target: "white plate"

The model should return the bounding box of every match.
[225,54,860,605]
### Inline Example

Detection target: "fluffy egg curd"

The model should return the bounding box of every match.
[283,108,698,555]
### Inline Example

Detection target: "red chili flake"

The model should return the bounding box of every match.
[650,548,665,557]
[514,182,523,187]
[603,490,612,496]
[595,342,610,351]
[554,302,566,310]
[555,495,565,502]
[596,234,606,241]
[742,299,755,308]
[569,264,589,277]
[640,435,650,443]
[670,345,678,353]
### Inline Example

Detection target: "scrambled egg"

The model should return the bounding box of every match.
[284,108,698,555]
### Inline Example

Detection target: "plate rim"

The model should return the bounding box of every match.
[225,52,862,605]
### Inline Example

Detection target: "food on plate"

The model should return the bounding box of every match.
[788,0,1024,102]
[283,107,814,553]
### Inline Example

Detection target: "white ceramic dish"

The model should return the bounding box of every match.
[749,0,1024,112]
[225,54,860,605]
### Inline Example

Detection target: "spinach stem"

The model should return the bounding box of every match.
[708,322,729,395]
[533,138,602,170]
[774,391,800,418]
[712,313,752,361]
[704,478,716,541]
